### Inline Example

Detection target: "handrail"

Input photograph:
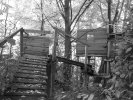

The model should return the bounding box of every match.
[0,28,24,47]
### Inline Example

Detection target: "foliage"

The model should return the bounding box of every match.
[0,59,18,95]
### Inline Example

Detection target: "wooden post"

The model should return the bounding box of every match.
[107,0,112,75]
[84,42,88,88]
[49,29,58,99]
[20,28,24,57]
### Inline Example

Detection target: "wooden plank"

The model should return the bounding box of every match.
[24,51,49,56]
[24,29,50,34]
[77,43,106,47]
[5,91,47,96]
[56,56,92,69]
[18,66,46,72]
[24,39,50,44]
[12,83,46,90]
[24,46,49,51]
[77,28,107,35]
[14,78,46,84]
[19,63,47,69]
[24,42,49,47]
[17,70,47,75]
[24,50,49,55]
[23,37,50,44]
[21,58,48,63]
[77,50,107,55]
[23,54,48,60]
[24,36,50,40]
[19,60,47,66]
[14,73,48,79]
[12,84,47,90]
[78,47,106,51]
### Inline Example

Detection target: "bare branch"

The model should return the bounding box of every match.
[117,0,125,22]
[70,0,73,21]
[59,0,64,7]
[112,0,120,24]
[71,0,94,32]
[96,1,106,23]
[56,0,65,19]
[70,0,88,26]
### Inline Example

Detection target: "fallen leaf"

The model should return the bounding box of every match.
[88,93,94,100]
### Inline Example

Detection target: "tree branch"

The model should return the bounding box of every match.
[70,0,88,26]
[112,0,120,24]
[71,0,94,32]
[96,0,106,23]
[70,0,73,21]
[117,0,125,22]
[56,0,65,19]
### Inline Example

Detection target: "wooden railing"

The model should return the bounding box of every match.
[0,28,25,95]
[0,28,25,57]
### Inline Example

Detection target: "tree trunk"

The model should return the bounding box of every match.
[40,0,44,33]
[64,0,72,91]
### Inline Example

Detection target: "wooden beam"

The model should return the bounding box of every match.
[20,29,24,56]
[56,56,92,69]
[54,27,90,47]
[24,29,51,34]
[0,28,23,46]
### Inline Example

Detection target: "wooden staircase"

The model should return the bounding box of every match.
[5,54,49,99]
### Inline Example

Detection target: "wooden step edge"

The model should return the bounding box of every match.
[19,64,47,69]
[13,81,47,84]
[14,75,48,79]
[11,86,47,90]
[16,71,47,75]
[17,68,46,72]
[18,67,46,71]
[20,59,48,63]
[4,92,47,96]
[19,61,47,66]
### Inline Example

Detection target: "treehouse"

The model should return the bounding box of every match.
[76,28,107,56]
[76,28,117,75]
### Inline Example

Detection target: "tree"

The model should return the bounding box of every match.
[56,0,94,90]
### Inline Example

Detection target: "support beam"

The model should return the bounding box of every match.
[20,29,24,57]
[56,56,92,69]
[107,0,112,74]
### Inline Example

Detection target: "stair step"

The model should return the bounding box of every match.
[5,54,49,97]
[19,61,47,66]
[13,78,46,84]
[11,83,47,90]
[17,70,47,75]
[14,73,48,79]
[20,58,48,63]
[23,54,49,60]
[18,66,46,72]
[19,63,46,69]
[5,90,47,96]
[1,96,46,100]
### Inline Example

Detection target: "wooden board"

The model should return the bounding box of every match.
[24,29,50,35]
[77,50,107,55]
[76,28,107,56]
[23,36,50,56]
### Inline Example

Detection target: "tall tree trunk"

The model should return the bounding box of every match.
[64,0,72,91]
[40,0,44,33]
[0,7,8,59]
